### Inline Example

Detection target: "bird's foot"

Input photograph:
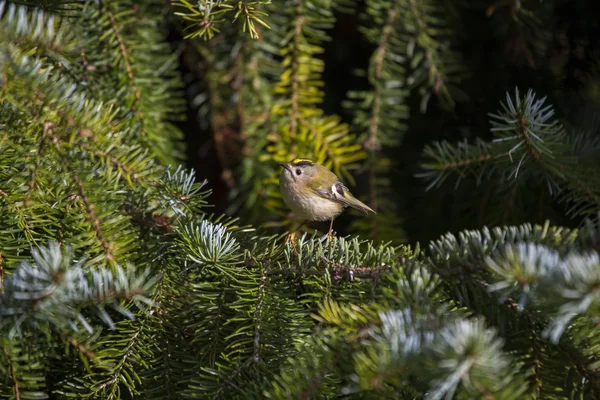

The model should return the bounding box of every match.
[285,231,299,255]
[326,229,334,240]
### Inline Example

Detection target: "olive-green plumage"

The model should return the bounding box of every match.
[278,159,375,231]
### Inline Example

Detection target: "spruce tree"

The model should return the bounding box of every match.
[1,0,600,399]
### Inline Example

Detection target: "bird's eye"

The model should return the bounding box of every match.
[295,169,302,176]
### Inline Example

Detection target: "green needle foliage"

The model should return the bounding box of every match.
[172,0,271,40]
[2,0,600,399]
[420,88,600,223]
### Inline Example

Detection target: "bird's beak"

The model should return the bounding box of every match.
[279,162,291,172]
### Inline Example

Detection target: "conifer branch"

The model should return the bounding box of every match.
[207,285,229,365]
[4,1,600,398]
[418,89,591,210]
[24,124,47,207]
[92,321,146,398]
[486,0,553,68]
[75,0,186,164]
[343,0,410,241]
[365,5,398,151]
[70,164,116,264]
[79,48,97,93]
[318,254,391,282]
[104,4,144,135]
[561,172,600,218]
[515,111,541,161]
[401,0,463,110]
[418,138,494,190]
[0,241,157,337]
[427,222,600,394]
[3,347,20,400]
[436,153,495,170]
[172,0,271,40]
[347,0,409,148]
[252,266,267,362]
[407,0,444,92]
[82,143,144,184]
[63,333,96,361]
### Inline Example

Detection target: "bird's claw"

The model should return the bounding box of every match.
[285,231,299,255]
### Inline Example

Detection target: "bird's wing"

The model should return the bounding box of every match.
[309,170,376,215]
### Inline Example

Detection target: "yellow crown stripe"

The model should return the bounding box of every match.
[291,158,314,165]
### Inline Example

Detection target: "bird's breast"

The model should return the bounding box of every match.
[279,179,343,221]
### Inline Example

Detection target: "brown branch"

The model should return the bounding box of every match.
[206,286,228,365]
[531,331,542,398]
[407,0,445,92]
[50,107,151,187]
[3,347,20,400]
[32,284,144,313]
[79,49,98,94]
[48,130,147,264]
[259,253,393,283]
[253,267,267,362]
[25,122,51,207]
[516,112,541,160]
[435,153,493,170]
[319,255,391,282]
[106,10,136,90]
[82,143,144,183]
[364,6,398,152]
[94,322,145,396]
[65,335,96,361]
[105,6,145,136]
[363,6,399,215]
[71,171,115,263]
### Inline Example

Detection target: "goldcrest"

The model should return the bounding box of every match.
[279,158,375,236]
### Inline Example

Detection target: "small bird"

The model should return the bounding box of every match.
[279,158,376,244]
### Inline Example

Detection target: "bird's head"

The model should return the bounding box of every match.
[278,158,319,186]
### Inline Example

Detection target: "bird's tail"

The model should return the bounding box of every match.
[341,188,376,215]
